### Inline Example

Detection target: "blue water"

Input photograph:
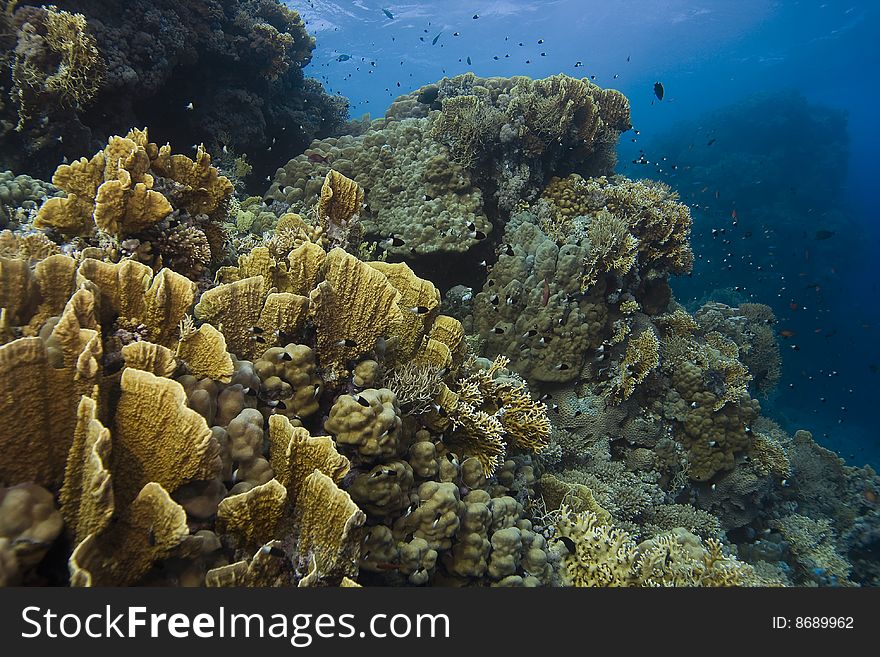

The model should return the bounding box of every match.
[293,0,880,470]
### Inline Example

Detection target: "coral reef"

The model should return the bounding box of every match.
[0,0,347,183]
[0,71,873,590]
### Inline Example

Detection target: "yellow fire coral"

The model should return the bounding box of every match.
[151,143,233,219]
[309,248,403,380]
[0,291,101,490]
[36,132,171,237]
[35,128,232,238]
[176,320,234,383]
[111,368,220,505]
[77,258,196,348]
[316,170,364,248]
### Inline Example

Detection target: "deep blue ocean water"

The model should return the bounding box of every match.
[291,0,880,470]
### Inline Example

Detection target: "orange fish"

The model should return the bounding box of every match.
[789,302,798,311]
[731,209,737,220]
[779,330,796,339]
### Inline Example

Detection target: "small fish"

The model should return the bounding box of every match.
[473,14,479,19]
[336,338,358,348]
[354,395,370,407]
[706,138,716,146]
[453,32,460,36]
[409,305,430,314]
[336,54,352,62]
[538,39,544,44]
[554,536,577,553]
[653,81,664,101]
[574,61,583,67]
[268,546,286,558]
[383,236,405,247]
[432,33,441,45]
[555,362,570,371]
[814,230,835,240]
[467,56,472,65]
[472,230,487,240]
[779,329,796,339]
[492,327,505,334]
[308,152,331,164]
[185,102,194,110]
[382,8,394,19]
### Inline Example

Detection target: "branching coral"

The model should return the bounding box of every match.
[555,507,766,586]
[607,329,660,403]
[9,5,104,130]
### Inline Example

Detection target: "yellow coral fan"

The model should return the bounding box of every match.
[111,368,219,506]
[151,143,233,218]
[60,396,114,544]
[69,482,189,587]
[176,321,234,383]
[369,260,441,362]
[35,129,232,237]
[0,292,101,489]
[316,170,364,248]
[77,258,195,348]
[37,132,171,237]
[268,415,350,501]
[309,248,403,380]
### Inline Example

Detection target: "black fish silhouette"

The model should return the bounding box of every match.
[654,81,664,101]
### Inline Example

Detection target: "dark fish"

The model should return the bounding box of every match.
[814,230,835,240]
[268,546,286,558]
[706,138,716,146]
[409,305,430,314]
[382,8,394,19]
[555,536,577,553]
[336,338,358,348]
[280,351,292,362]
[354,395,370,407]
[473,14,479,19]
[473,230,487,240]
[467,56,472,65]
[250,326,264,334]
[336,54,351,62]
[653,81,664,101]
[307,152,331,164]
[432,33,441,45]
[384,236,405,247]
